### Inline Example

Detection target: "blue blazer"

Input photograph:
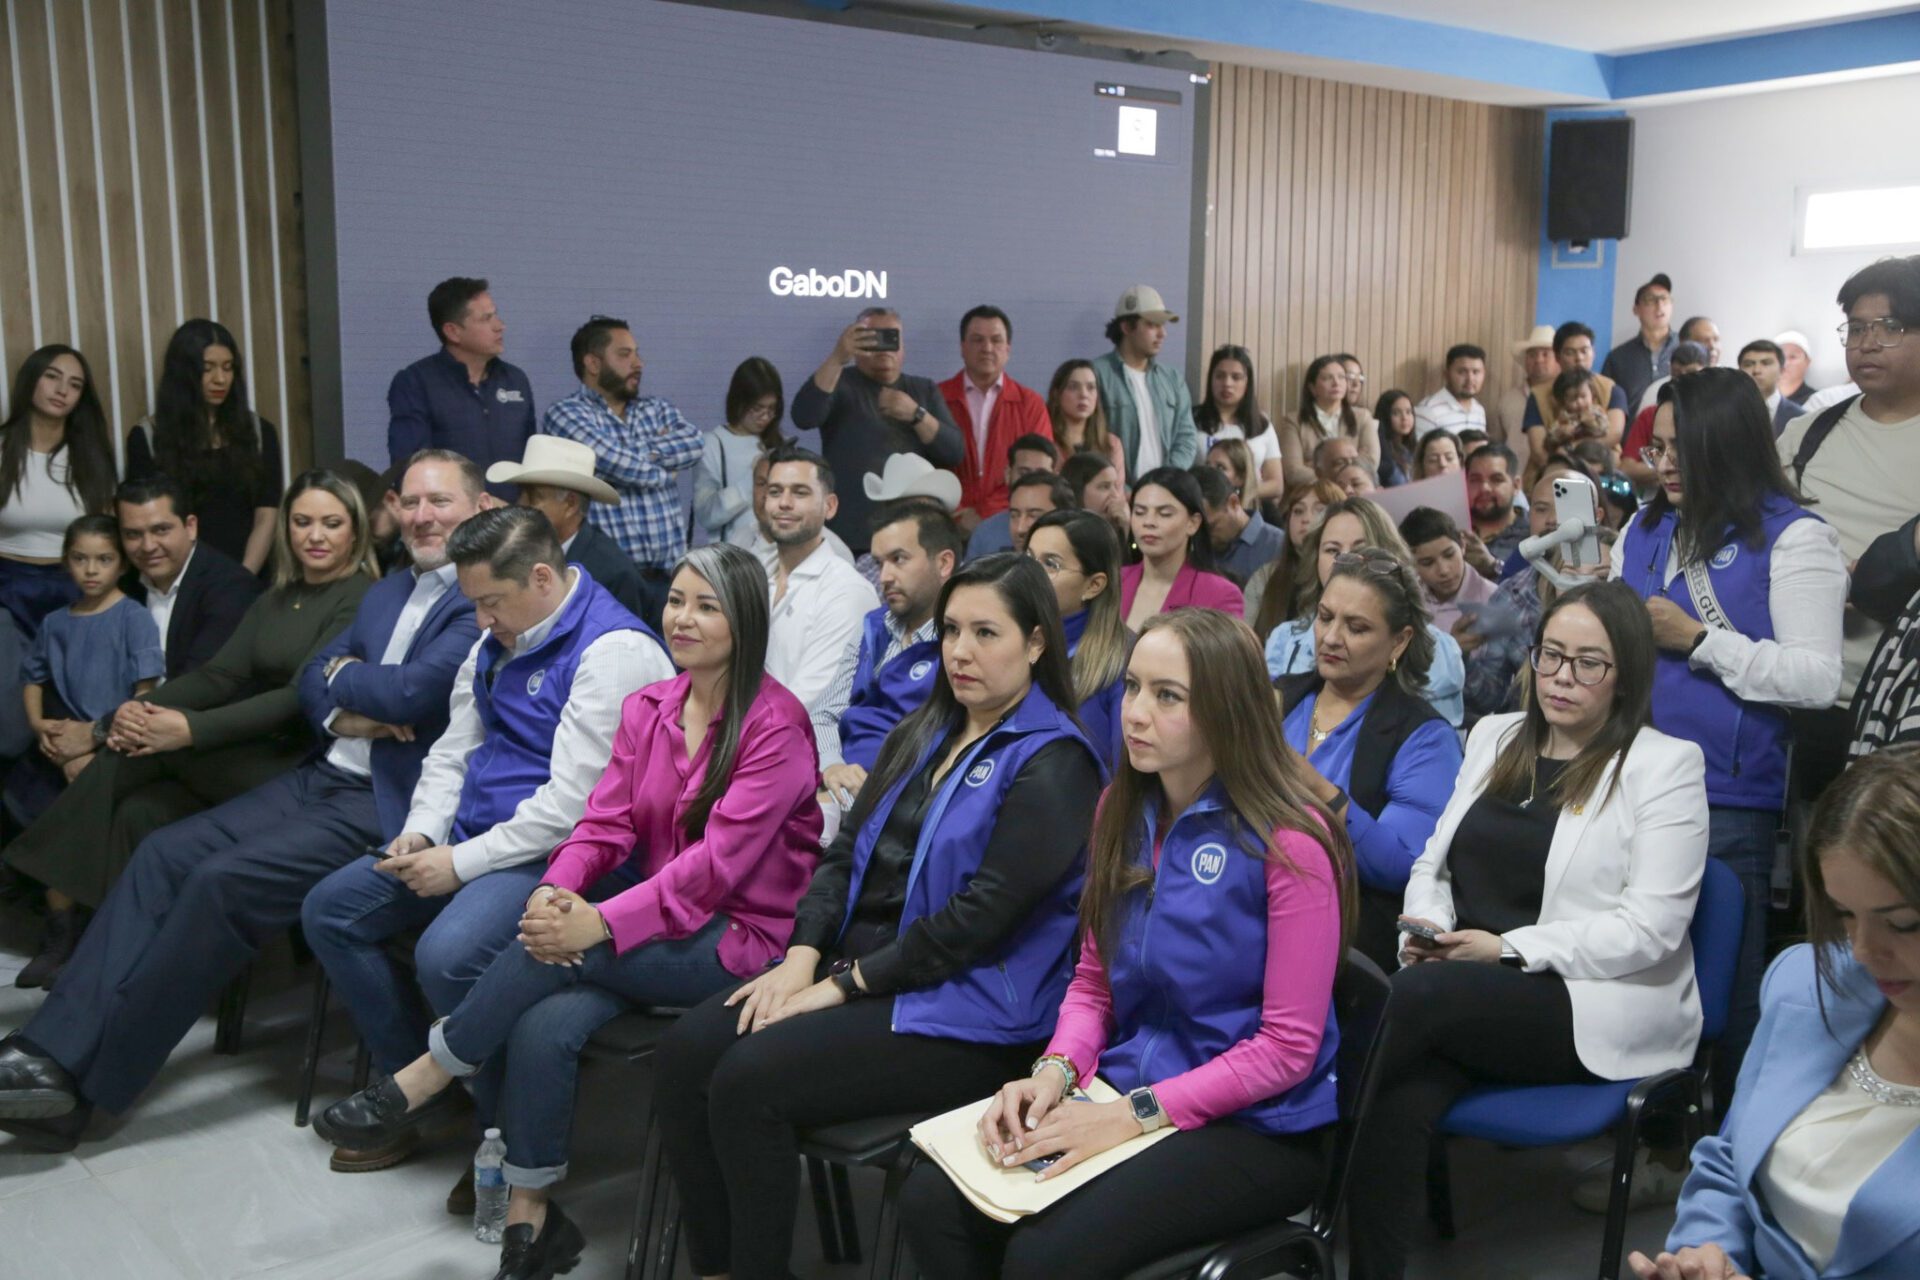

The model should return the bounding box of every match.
[298,568,479,836]
[1668,944,1920,1278]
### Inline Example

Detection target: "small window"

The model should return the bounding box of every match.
[1797,184,1920,255]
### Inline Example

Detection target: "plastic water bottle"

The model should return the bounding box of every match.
[473,1128,509,1243]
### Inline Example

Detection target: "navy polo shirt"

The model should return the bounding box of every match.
[387,349,537,497]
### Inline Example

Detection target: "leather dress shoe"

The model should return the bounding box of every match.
[327,1086,471,1172]
[312,1077,465,1151]
[0,1104,93,1153]
[0,1036,79,1119]
[493,1199,585,1280]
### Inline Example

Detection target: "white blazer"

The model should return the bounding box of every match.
[1402,712,1709,1081]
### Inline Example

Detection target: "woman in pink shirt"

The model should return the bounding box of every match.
[1120,467,1246,628]
[313,542,820,1278]
[899,607,1353,1277]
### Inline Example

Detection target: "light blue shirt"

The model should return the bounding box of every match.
[1266,620,1466,728]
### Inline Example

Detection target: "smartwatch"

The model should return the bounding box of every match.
[1128,1086,1167,1133]
[828,958,864,1000]
[1499,939,1526,969]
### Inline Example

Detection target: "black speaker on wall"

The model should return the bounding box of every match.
[1547,117,1633,243]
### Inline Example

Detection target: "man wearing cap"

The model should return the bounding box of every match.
[1092,285,1198,477]
[487,436,649,619]
[938,305,1053,536]
[1491,325,1557,466]
[539,316,701,630]
[791,309,962,556]
[963,434,1060,558]
[1776,330,1821,404]
[1738,338,1808,436]
[1602,272,1678,406]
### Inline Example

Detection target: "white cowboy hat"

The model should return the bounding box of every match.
[485,436,620,505]
[863,453,961,511]
[1511,324,1557,358]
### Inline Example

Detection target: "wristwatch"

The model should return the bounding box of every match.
[1687,627,1710,657]
[910,406,928,427]
[828,958,864,1000]
[1499,939,1526,969]
[1128,1086,1167,1133]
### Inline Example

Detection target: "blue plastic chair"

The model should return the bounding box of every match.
[1428,857,1743,1280]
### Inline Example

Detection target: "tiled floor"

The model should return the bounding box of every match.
[0,911,1682,1279]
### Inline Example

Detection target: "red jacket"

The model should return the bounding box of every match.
[939,372,1054,518]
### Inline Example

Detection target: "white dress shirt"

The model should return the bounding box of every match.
[144,543,198,676]
[324,564,458,778]
[766,539,880,765]
[1612,515,1847,710]
[401,569,676,882]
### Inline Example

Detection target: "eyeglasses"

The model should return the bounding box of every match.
[1032,553,1082,579]
[1836,318,1909,349]
[1529,645,1614,686]
[1638,443,1673,467]
[1331,548,1403,575]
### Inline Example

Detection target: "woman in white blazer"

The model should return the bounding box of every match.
[1346,580,1710,1280]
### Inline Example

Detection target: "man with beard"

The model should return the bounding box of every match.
[388,278,537,497]
[0,451,487,1149]
[1465,444,1526,579]
[760,446,879,772]
[540,316,701,629]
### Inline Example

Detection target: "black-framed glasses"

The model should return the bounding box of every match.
[1836,318,1908,349]
[1530,645,1614,686]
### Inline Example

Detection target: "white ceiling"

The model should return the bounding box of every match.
[1326,0,1920,55]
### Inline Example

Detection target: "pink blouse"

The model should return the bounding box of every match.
[543,672,823,976]
[1043,827,1342,1129]
[1120,561,1247,621]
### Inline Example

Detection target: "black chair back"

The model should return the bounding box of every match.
[1310,948,1392,1235]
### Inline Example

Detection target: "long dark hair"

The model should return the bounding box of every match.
[672,543,771,839]
[152,319,267,492]
[1131,466,1216,573]
[1080,609,1354,963]
[724,356,787,451]
[1485,580,1655,813]
[849,555,1078,835]
[1638,367,1807,560]
[1196,345,1270,440]
[1299,355,1359,441]
[1047,359,1113,460]
[0,345,115,513]
[1374,388,1415,477]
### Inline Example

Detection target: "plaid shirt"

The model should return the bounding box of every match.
[1464,566,1544,724]
[541,386,701,567]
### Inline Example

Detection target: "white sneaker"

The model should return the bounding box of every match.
[1570,1146,1687,1214]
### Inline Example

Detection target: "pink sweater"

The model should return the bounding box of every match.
[1043,827,1342,1129]
[543,672,823,976]
[1120,561,1246,621]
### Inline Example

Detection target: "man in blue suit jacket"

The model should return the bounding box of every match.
[0,452,487,1149]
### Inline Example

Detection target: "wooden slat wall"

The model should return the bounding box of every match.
[0,0,307,477]
[1202,62,1543,420]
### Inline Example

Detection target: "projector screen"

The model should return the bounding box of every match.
[318,0,1200,468]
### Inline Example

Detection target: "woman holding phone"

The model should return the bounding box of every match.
[898,608,1351,1278]
[1345,581,1710,1280]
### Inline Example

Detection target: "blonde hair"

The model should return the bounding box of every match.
[1804,745,1920,1011]
[270,469,381,588]
[1207,437,1260,510]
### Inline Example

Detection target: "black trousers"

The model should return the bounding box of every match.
[652,981,1037,1280]
[898,1122,1325,1280]
[1344,960,1599,1280]
[21,761,378,1113]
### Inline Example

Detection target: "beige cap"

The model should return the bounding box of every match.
[485,436,620,505]
[1511,324,1557,357]
[1113,284,1179,323]
[862,453,961,511]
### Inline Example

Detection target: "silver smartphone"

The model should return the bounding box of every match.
[1551,473,1603,568]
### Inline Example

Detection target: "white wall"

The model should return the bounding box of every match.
[1612,74,1920,390]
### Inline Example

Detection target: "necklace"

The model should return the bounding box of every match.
[1308,699,1348,747]
[1847,1049,1920,1108]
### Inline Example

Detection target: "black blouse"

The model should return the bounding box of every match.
[126,419,284,568]
[1448,755,1568,936]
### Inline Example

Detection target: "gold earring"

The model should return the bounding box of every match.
[1388,655,1399,674]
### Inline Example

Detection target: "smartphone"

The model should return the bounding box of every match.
[1018,1088,1090,1171]
[369,842,397,861]
[1399,917,1443,943]
[866,326,901,352]
[1551,473,1603,568]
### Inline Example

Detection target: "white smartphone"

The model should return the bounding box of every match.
[1551,473,1603,569]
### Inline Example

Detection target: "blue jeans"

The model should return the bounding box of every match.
[1707,805,1777,1101]
[301,856,548,1074]
[428,913,732,1187]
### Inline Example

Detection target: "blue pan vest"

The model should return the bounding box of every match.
[1063,608,1123,772]
[1629,495,1815,811]
[842,685,1102,1042]
[839,607,942,771]
[450,569,655,841]
[1098,784,1340,1135]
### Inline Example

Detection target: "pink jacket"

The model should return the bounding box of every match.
[543,672,823,976]
[1120,561,1246,621]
